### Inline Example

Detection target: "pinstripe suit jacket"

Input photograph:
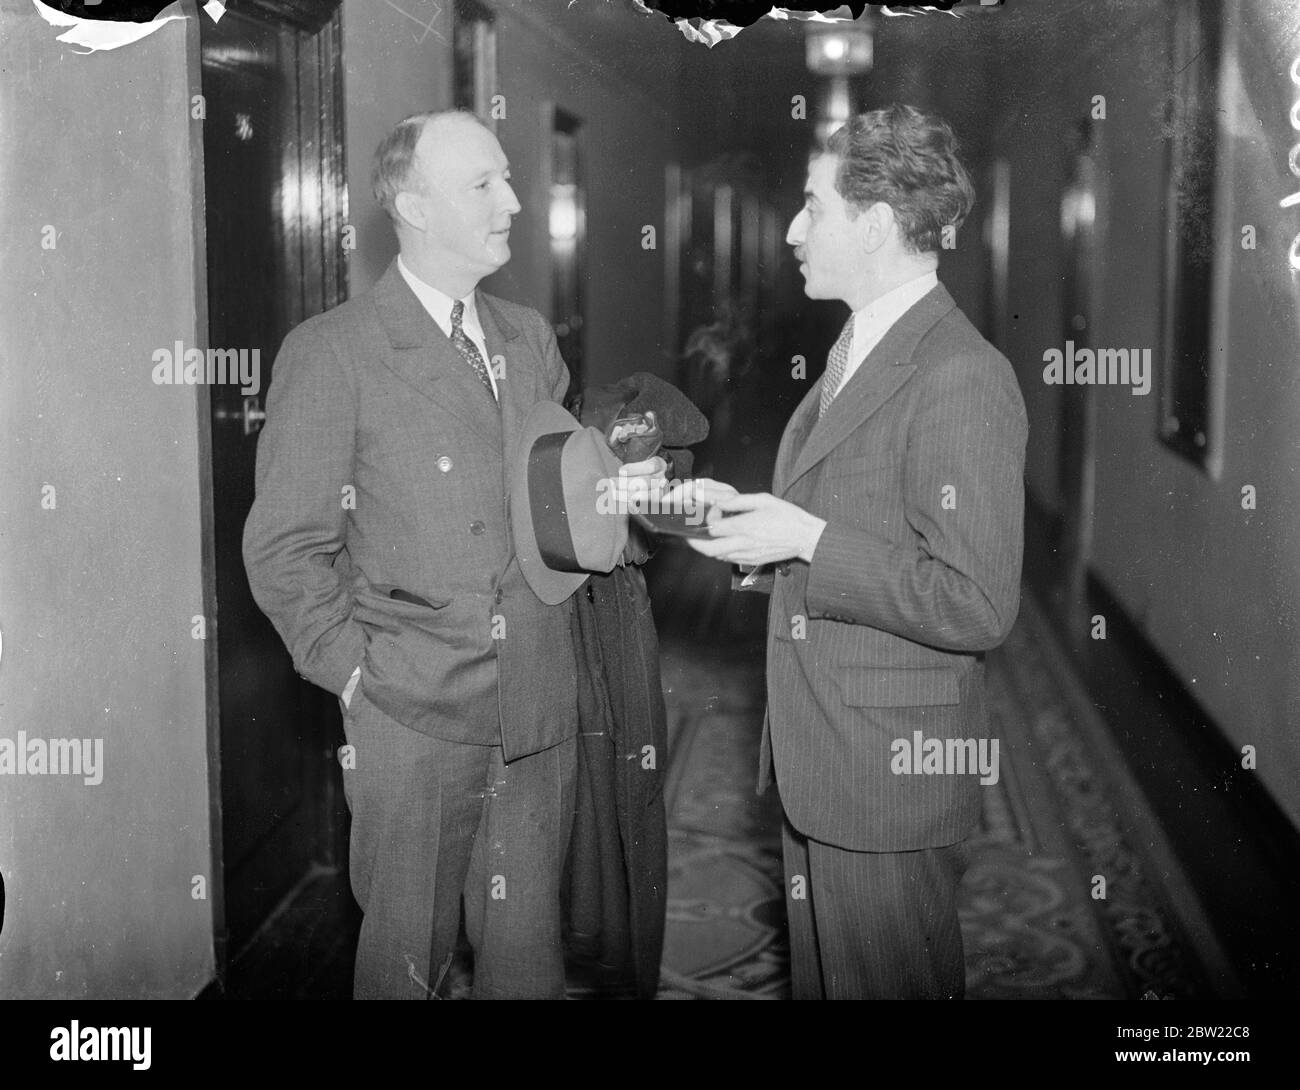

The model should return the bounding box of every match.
[243,259,579,762]
[759,282,1027,851]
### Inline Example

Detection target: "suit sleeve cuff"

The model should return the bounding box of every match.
[309,621,367,697]
[805,520,895,620]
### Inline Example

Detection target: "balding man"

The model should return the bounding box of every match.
[244,111,663,999]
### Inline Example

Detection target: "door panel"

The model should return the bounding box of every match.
[201,6,347,958]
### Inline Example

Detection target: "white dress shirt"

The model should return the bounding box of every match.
[397,254,499,400]
[828,270,939,400]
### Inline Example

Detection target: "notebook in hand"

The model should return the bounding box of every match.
[630,507,714,539]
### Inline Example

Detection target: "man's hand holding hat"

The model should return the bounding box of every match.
[610,455,670,513]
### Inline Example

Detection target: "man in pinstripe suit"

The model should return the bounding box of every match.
[679,105,1027,998]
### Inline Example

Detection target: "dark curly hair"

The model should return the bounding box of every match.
[825,105,975,255]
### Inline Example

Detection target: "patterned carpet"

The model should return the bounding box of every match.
[654,591,1232,1000]
[223,585,1233,999]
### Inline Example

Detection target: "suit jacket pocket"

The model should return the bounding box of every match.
[349,582,496,732]
[839,665,960,707]
[352,583,452,628]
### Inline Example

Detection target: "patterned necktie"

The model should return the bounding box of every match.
[450,300,497,402]
[818,316,854,418]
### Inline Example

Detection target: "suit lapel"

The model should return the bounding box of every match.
[371,259,503,446]
[477,290,530,548]
[477,289,525,444]
[774,382,821,495]
[781,284,956,493]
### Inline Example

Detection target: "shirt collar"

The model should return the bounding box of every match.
[852,270,939,349]
[396,254,479,331]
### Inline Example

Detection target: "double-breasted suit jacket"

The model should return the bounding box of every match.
[760,283,1028,852]
[243,259,578,761]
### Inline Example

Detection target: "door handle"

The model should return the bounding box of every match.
[214,395,266,436]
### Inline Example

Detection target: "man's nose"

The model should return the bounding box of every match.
[501,181,522,217]
[786,209,806,246]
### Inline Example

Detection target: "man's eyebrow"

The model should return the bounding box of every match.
[804,189,818,202]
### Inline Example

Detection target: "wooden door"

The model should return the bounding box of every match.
[200,0,347,962]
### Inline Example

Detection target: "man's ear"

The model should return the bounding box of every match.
[861,202,896,255]
[394,190,424,232]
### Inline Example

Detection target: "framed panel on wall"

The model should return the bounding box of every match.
[452,0,498,127]
[712,184,733,308]
[664,162,685,361]
[546,105,586,388]
[682,172,715,342]
[739,192,761,316]
[982,158,1011,353]
[1157,0,1226,473]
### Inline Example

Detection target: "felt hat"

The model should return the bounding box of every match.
[511,401,629,605]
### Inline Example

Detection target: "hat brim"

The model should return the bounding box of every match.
[510,401,592,606]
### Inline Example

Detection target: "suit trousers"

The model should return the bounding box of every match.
[341,688,576,999]
[781,811,971,999]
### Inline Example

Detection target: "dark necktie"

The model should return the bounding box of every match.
[819,316,855,418]
[450,300,497,402]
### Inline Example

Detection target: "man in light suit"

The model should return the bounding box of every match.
[680,105,1027,999]
[243,110,662,999]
